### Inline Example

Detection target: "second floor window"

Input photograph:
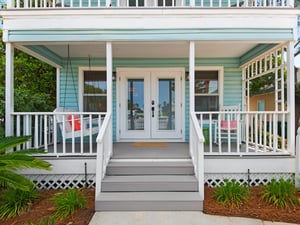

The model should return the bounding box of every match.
[83,71,107,112]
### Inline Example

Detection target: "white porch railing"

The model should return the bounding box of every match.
[190,112,204,201]
[11,111,106,156]
[196,111,291,155]
[95,112,112,194]
[7,0,294,9]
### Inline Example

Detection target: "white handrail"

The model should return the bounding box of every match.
[95,112,112,195]
[190,112,204,201]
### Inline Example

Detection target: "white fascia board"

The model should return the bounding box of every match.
[1,9,298,31]
[204,157,296,173]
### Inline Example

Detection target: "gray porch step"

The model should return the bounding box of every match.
[95,192,203,211]
[102,175,198,192]
[106,161,194,175]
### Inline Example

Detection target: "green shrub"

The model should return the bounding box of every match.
[0,186,39,219]
[24,216,56,225]
[51,188,85,219]
[261,178,298,208]
[214,179,250,208]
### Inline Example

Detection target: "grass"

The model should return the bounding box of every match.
[0,186,39,219]
[214,179,250,208]
[261,178,299,208]
[51,188,86,220]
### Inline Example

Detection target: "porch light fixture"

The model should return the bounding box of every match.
[185,72,189,81]
[112,72,117,81]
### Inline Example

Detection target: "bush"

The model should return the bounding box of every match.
[261,178,298,208]
[214,179,250,208]
[24,216,57,225]
[51,188,86,220]
[0,186,39,219]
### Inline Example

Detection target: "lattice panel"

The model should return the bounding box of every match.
[205,173,294,187]
[26,174,96,189]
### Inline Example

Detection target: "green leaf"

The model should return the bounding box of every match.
[0,170,34,191]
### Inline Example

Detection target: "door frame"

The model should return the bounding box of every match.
[116,67,186,142]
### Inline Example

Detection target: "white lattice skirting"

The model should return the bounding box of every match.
[205,173,294,187]
[26,173,294,189]
[26,174,96,189]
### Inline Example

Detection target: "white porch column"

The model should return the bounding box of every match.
[189,41,195,112]
[106,42,112,114]
[286,41,295,155]
[56,67,60,108]
[5,43,14,137]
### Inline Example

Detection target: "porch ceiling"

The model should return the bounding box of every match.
[34,41,265,59]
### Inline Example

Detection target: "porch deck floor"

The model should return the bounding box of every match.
[112,142,190,159]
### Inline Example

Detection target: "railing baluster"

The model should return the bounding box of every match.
[44,115,48,151]
[263,113,267,152]
[34,115,39,148]
[89,115,93,153]
[53,114,57,155]
[209,113,213,153]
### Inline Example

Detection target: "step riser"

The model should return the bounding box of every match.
[95,201,203,211]
[106,167,194,175]
[102,182,198,192]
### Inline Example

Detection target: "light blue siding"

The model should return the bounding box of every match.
[60,57,242,142]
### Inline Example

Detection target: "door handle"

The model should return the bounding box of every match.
[151,100,155,118]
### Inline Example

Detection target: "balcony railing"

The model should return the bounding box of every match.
[195,111,291,155]
[7,0,294,9]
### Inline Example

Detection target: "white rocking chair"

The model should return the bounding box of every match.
[215,105,241,146]
[54,107,99,140]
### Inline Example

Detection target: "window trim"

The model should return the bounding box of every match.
[78,66,106,112]
[194,66,224,110]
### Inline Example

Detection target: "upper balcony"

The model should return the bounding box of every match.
[7,0,295,9]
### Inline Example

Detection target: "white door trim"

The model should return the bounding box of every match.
[116,67,185,142]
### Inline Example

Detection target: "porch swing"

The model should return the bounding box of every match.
[54,46,99,141]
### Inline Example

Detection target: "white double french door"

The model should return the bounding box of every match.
[118,68,184,141]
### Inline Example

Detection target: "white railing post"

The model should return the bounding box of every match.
[95,113,112,198]
[190,113,205,201]
[296,127,300,187]
[96,142,104,194]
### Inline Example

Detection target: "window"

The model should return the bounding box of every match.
[129,0,144,6]
[194,70,219,112]
[158,0,175,6]
[83,71,107,112]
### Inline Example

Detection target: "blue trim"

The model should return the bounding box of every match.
[8,28,293,42]
[239,44,277,66]
[25,45,64,67]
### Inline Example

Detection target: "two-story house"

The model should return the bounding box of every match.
[1,0,299,211]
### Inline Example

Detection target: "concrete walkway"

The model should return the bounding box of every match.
[89,212,298,225]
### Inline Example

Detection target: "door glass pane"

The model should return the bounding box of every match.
[127,79,144,130]
[158,79,175,130]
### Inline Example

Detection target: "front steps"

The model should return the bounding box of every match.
[95,160,203,211]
